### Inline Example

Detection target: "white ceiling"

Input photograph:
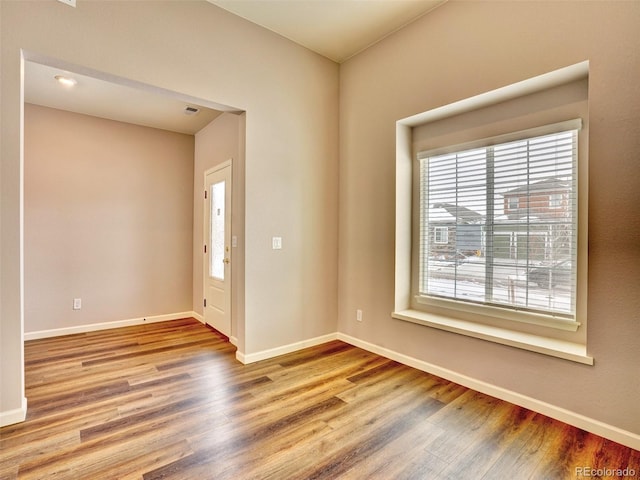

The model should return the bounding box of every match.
[26,0,446,133]
[208,0,446,63]
[24,61,225,135]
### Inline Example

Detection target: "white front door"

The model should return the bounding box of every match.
[204,162,232,336]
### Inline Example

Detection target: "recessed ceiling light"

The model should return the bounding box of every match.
[54,75,77,87]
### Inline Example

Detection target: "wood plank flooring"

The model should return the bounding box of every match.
[1,318,638,479]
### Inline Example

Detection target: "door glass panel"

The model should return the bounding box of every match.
[210,180,225,280]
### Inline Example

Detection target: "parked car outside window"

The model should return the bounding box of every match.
[527,259,572,288]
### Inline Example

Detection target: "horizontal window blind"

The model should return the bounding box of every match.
[418,125,579,318]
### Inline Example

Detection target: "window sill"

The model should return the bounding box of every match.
[414,294,580,332]
[392,309,593,365]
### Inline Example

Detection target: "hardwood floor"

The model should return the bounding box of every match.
[1,318,638,479]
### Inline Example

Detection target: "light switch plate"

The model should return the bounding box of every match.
[57,0,76,7]
[272,237,282,250]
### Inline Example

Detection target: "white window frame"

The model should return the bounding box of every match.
[416,123,579,321]
[549,193,563,209]
[433,226,449,244]
[393,62,591,365]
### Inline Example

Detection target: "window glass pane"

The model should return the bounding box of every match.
[419,129,577,318]
[210,180,225,280]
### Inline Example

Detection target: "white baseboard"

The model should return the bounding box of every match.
[192,312,204,323]
[236,332,338,364]
[24,311,198,340]
[337,333,640,451]
[0,397,27,428]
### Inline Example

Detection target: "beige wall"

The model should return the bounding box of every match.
[1,1,339,421]
[193,112,245,348]
[339,1,640,435]
[23,104,194,333]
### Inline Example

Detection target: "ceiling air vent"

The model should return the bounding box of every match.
[184,106,200,115]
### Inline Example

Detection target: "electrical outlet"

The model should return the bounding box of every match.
[272,236,282,250]
[73,298,82,310]
[356,309,363,322]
